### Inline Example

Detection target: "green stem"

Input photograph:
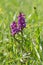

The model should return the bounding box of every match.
[21,29,24,50]
[21,30,23,44]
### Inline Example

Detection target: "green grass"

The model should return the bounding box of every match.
[0,0,43,65]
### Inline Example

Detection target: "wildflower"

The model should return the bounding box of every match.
[18,12,26,30]
[10,21,19,36]
[10,12,26,36]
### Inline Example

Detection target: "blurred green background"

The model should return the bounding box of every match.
[0,0,43,65]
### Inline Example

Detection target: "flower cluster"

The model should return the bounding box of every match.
[18,13,26,30]
[10,22,19,36]
[10,12,26,36]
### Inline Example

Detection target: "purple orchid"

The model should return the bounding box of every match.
[18,12,26,30]
[10,21,19,36]
[10,12,26,36]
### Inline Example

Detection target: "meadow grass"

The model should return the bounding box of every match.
[0,0,43,65]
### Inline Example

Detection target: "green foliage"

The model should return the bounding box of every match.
[0,0,43,65]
